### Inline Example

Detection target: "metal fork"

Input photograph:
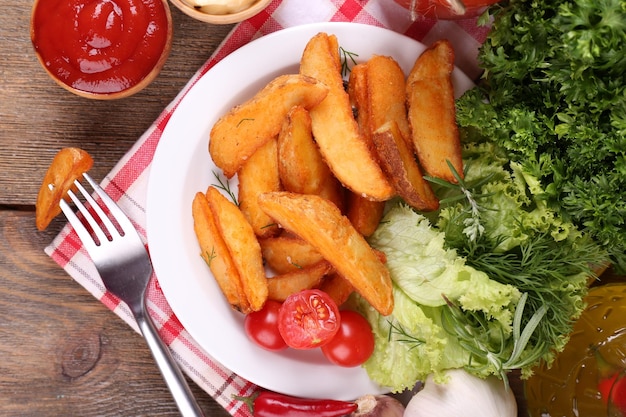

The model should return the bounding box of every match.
[59,173,205,417]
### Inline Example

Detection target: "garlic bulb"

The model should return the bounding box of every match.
[404,369,517,417]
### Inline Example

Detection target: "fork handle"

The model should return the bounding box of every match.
[136,313,206,417]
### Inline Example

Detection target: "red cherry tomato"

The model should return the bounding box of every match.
[244,300,288,351]
[321,310,375,367]
[393,0,499,19]
[278,289,340,350]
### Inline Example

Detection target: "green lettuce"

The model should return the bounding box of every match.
[358,140,608,393]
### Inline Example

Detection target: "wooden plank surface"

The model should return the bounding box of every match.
[1,0,233,414]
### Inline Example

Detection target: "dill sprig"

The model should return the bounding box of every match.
[339,46,359,78]
[212,171,238,206]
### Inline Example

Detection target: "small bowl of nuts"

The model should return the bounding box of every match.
[170,0,272,24]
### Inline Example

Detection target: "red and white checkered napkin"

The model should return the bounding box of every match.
[45,0,490,415]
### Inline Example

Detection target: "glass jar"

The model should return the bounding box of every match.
[525,284,626,417]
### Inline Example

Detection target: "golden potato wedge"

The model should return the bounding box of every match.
[345,191,385,237]
[238,138,281,238]
[259,234,325,274]
[267,260,333,302]
[205,186,268,311]
[209,74,329,178]
[347,63,371,142]
[373,121,440,211]
[366,55,412,145]
[36,147,93,231]
[319,272,354,307]
[258,191,394,316]
[192,192,250,313]
[277,106,345,210]
[299,32,393,201]
[406,39,463,183]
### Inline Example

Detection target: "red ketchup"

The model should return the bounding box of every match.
[31,0,172,97]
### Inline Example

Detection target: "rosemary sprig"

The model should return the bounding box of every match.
[425,160,496,242]
[387,320,425,350]
[212,171,238,206]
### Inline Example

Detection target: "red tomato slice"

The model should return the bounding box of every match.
[278,289,340,350]
[244,300,288,351]
[321,310,375,367]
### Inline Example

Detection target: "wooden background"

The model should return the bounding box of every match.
[1,0,233,414]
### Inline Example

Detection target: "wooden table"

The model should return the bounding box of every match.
[0,1,535,416]
[1,0,233,414]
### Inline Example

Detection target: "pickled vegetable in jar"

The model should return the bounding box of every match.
[525,284,626,417]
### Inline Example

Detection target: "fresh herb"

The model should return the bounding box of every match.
[456,0,626,273]
[211,171,238,206]
[388,321,425,350]
[202,248,216,267]
[236,118,255,127]
[441,293,547,387]
[339,46,358,78]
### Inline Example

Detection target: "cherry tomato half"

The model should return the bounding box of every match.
[244,300,288,351]
[278,289,340,350]
[321,310,375,367]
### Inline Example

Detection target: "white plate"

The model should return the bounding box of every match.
[146,21,474,400]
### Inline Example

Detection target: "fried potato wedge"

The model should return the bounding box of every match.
[267,260,333,302]
[345,191,385,237]
[406,39,463,183]
[258,191,394,315]
[319,272,354,307]
[209,74,329,178]
[373,121,439,211]
[366,55,412,146]
[299,32,393,201]
[238,138,281,238]
[36,147,93,231]
[259,234,325,274]
[277,106,344,210]
[206,186,268,311]
[192,192,250,313]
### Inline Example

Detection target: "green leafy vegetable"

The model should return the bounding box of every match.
[456,0,626,273]
[358,139,607,392]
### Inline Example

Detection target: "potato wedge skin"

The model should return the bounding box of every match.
[345,190,385,237]
[277,106,344,210]
[258,191,393,316]
[373,121,439,211]
[192,192,250,313]
[299,32,393,201]
[267,260,333,302]
[406,39,463,183]
[209,74,329,178]
[36,147,93,231]
[238,138,281,238]
[206,186,268,312]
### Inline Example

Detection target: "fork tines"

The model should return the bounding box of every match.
[60,174,127,249]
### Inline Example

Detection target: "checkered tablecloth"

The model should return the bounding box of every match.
[45,0,490,415]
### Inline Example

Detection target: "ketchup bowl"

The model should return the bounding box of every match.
[30,0,173,99]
